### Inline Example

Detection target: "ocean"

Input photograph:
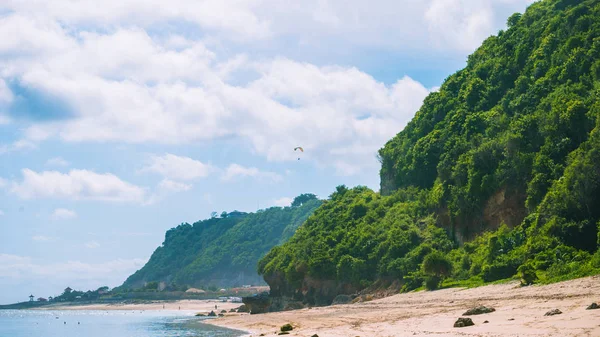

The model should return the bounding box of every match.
[0,310,246,337]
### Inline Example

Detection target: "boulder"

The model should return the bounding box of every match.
[218,313,224,317]
[586,303,599,310]
[453,317,474,328]
[236,304,249,313]
[220,310,227,313]
[242,292,271,314]
[544,309,562,316]
[332,294,353,305]
[463,306,495,315]
[194,313,206,317]
[280,323,293,332]
[207,310,217,317]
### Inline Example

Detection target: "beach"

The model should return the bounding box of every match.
[41,299,241,313]
[206,275,600,337]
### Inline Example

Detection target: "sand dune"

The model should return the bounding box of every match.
[208,275,600,337]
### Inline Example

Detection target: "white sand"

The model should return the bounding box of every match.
[43,299,241,313]
[207,275,600,337]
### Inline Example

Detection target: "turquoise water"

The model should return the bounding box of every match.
[0,310,246,337]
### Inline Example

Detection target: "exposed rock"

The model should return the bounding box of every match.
[332,294,353,305]
[463,306,496,315]
[544,309,562,316]
[236,304,249,313]
[278,332,290,335]
[280,323,293,332]
[194,313,206,317]
[207,310,216,317]
[218,313,224,317]
[229,308,236,312]
[283,301,304,311]
[483,320,489,324]
[508,318,515,321]
[220,310,227,313]
[311,335,319,337]
[453,317,474,328]
[586,303,599,310]
[242,292,271,314]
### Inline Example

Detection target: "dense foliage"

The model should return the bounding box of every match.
[122,195,321,290]
[259,0,600,304]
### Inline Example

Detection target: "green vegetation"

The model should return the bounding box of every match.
[122,194,321,290]
[259,0,600,305]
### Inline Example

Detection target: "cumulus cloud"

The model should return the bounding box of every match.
[222,164,283,182]
[0,1,533,175]
[273,197,293,207]
[51,208,77,220]
[158,179,192,192]
[141,154,214,181]
[45,157,69,167]
[10,169,147,203]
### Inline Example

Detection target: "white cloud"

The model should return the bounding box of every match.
[158,179,192,192]
[32,235,56,242]
[141,154,214,181]
[11,169,147,203]
[0,254,146,303]
[0,177,6,188]
[51,208,77,220]
[46,157,70,167]
[85,241,100,249]
[222,164,283,182]
[0,1,533,175]
[273,197,293,207]
[0,210,4,216]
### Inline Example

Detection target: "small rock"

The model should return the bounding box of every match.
[280,323,293,332]
[311,335,319,337]
[483,320,489,324]
[544,309,562,316]
[586,303,599,310]
[207,310,216,317]
[508,318,515,321]
[221,309,227,313]
[278,332,290,335]
[453,317,474,328]
[463,306,496,315]
[218,313,224,317]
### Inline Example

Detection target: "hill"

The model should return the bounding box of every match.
[258,0,600,306]
[121,194,321,290]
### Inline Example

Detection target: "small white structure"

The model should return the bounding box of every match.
[218,296,228,302]
[230,297,242,303]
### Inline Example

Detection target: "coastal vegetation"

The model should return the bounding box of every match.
[121,194,321,290]
[258,0,600,305]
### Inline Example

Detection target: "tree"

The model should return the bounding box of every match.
[422,251,453,290]
[210,211,218,218]
[292,193,318,207]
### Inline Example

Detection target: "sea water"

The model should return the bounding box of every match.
[0,310,246,337]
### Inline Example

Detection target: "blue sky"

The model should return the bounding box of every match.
[0,0,534,304]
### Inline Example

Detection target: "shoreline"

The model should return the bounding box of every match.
[206,275,600,337]
[32,299,242,313]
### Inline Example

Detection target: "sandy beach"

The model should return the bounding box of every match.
[207,275,600,337]
[41,299,241,313]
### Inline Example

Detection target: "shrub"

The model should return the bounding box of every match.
[424,276,441,290]
[518,263,538,286]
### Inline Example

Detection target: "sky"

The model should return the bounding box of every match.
[0,0,535,304]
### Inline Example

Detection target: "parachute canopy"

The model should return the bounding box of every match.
[294,147,304,152]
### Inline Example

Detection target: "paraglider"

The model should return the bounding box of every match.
[294,147,304,160]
